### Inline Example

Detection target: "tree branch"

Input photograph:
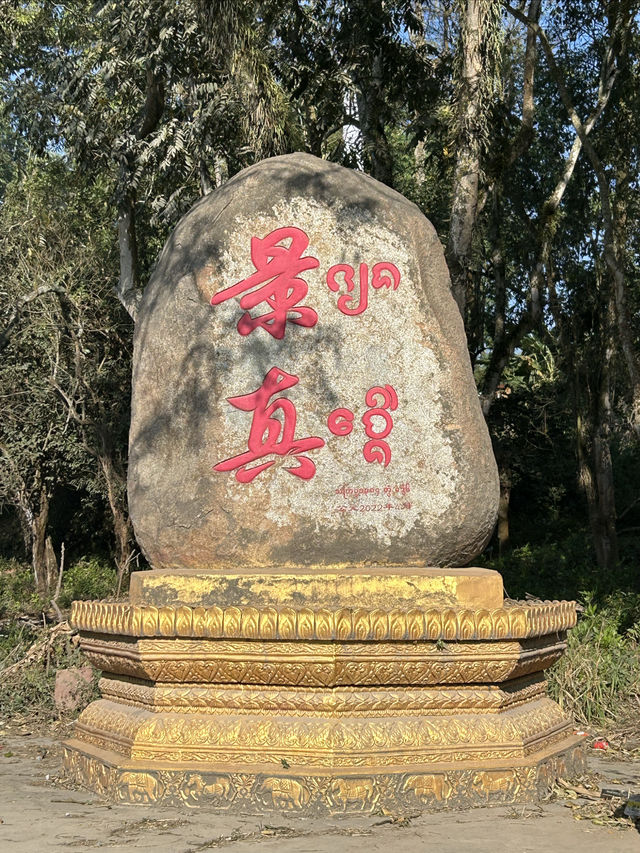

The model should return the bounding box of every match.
[137,65,165,140]
[0,285,67,352]
[507,0,541,167]
[447,0,484,316]
[116,188,142,322]
[506,2,639,432]
[481,4,623,416]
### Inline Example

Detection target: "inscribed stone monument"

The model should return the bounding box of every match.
[64,154,584,812]
[129,153,498,569]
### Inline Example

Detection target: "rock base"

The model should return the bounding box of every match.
[63,569,584,813]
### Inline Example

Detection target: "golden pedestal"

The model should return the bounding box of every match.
[63,568,585,812]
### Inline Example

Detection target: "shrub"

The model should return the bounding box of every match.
[0,558,44,617]
[548,591,640,726]
[0,624,98,717]
[58,557,117,607]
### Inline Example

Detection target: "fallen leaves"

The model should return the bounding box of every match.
[553,776,640,830]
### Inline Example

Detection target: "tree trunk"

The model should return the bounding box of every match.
[30,481,50,596]
[605,167,640,435]
[592,288,618,568]
[573,287,619,571]
[414,140,426,186]
[446,0,482,317]
[576,410,618,571]
[214,156,228,188]
[99,453,134,593]
[114,66,164,322]
[576,408,600,558]
[116,188,141,321]
[357,51,393,186]
[592,432,618,569]
[199,159,214,195]
[44,535,59,596]
[497,474,511,556]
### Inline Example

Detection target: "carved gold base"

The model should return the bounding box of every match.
[63,738,585,812]
[64,569,584,812]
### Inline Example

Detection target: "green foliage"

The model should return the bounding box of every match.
[0,554,116,618]
[272,0,437,180]
[0,154,133,586]
[483,537,601,603]
[548,592,640,726]
[0,559,43,617]
[3,0,297,233]
[0,623,98,718]
[59,557,117,607]
[0,0,639,666]
[0,557,103,719]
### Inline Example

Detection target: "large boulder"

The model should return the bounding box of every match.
[128,153,498,569]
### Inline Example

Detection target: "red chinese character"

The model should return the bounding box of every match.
[211,227,319,339]
[214,367,325,482]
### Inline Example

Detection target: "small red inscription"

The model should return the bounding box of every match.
[335,482,410,497]
[211,227,319,339]
[326,262,400,316]
[214,367,325,482]
[334,484,412,513]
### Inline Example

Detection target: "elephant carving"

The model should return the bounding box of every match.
[261,777,311,810]
[117,771,162,803]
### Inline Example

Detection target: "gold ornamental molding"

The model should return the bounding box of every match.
[98,675,548,715]
[61,738,588,811]
[71,599,576,643]
[72,695,571,765]
[66,594,583,807]
[76,638,567,687]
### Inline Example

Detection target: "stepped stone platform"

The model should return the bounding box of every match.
[63,569,584,812]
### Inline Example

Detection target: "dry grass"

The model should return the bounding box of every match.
[548,592,640,728]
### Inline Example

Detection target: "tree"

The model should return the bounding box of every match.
[0,157,133,592]
[4,0,296,320]
[446,0,503,320]
[272,1,436,180]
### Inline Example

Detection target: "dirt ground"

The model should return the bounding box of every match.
[1,722,639,853]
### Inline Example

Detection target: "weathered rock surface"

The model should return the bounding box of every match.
[128,152,498,569]
[54,666,94,712]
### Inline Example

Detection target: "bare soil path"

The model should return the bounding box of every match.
[0,724,638,853]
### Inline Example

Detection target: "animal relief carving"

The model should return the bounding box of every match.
[182,774,233,805]
[117,771,163,803]
[261,777,311,809]
[403,773,452,802]
[330,777,376,810]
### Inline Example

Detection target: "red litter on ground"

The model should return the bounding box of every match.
[592,738,609,750]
